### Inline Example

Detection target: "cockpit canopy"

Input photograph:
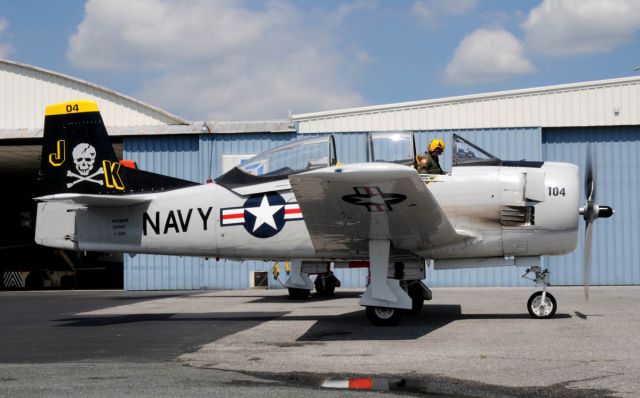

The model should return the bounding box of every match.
[237,135,335,176]
[216,131,541,188]
[452,134,501,166]
[215,135,336,188]
[367,131,416,166]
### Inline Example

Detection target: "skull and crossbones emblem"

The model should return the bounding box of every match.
[67,143,104,188]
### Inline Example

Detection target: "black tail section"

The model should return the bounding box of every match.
[39,100,198,195]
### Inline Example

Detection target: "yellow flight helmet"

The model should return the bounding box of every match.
[428,139,445,153]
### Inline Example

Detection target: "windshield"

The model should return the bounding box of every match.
[236,135,335,177]
[452,134,501,166]
[368,131,416,165]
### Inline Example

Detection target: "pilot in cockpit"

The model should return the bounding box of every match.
[416,139,445,175]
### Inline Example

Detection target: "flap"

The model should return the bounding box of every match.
[289,163,463,257]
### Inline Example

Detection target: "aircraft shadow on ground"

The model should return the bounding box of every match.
[249,290,363,304]
[296,305,572,341]
[53,312,288,327]
[52,300,571,343]
[112,294,188,301]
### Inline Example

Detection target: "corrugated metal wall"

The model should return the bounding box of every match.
[294,77,640,133]
[543,126,640,285]
[124,135,200,182]
[123,127,545,290]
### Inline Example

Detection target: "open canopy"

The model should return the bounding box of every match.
[216,132,542,189]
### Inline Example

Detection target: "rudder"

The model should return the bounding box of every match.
[39,100,197,195]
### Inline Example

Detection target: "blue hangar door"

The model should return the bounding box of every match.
[543,126,640,286]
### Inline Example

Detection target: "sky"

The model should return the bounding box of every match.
[0,0,639,121]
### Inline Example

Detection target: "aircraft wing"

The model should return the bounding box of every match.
[289,163,464,257]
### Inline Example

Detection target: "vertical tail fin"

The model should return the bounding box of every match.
[39,100,197,195]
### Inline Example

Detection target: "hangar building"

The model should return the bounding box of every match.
[1,58,638,290]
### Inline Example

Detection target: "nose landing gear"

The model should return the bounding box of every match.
[522,266,557,319]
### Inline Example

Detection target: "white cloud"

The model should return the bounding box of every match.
[67,0,368,120]
[523,0,640,56]
[141,47,365,121]
[445,28,534,85]
[332,0,378,24]
[412,0,477,25]
[0,17,14,59]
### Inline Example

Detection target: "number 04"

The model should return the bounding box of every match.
[65,104,80,113]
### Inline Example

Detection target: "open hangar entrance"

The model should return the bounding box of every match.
[0,138,125,290]
[0,58,193,290]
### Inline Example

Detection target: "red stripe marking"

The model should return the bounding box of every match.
[285,209,301,215]
[222,213,244,220]
[348,261,370,268]
[348,378,373,390]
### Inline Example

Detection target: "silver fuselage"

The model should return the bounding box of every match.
[36,162,579,262]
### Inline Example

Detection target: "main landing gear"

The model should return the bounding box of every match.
[364,281,431,326]
[522,266,557,319]
[360,240,433,326]
[280,260,342,299]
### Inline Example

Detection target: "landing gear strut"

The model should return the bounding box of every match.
[522,266,557,319]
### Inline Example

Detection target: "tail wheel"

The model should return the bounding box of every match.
[365,306,404,326]
[527,291,557,319]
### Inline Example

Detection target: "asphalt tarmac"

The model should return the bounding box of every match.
[1,287,638,397]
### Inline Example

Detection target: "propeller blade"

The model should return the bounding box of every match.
[583,221,593,301]
[585,144,596,202]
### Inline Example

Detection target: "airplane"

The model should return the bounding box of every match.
[34,100,614,326]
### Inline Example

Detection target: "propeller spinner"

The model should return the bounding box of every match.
[578,145,614,300]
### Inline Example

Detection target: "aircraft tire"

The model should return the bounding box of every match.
[288,288,311,300]
[314,274,337,296]
[408,284,424,313]
[365,306,403,326]
[527,291,557,319]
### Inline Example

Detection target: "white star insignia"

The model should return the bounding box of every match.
[245,195,283,232]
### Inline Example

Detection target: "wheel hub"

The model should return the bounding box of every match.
[374,307,395,320]
[531,296,553,317]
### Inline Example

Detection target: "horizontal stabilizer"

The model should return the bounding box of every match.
[35,193,154,207]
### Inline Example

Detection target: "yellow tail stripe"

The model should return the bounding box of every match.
[45,100,99,116]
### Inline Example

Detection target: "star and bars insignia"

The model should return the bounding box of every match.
[220,191,303,238]
[342,186,407,212]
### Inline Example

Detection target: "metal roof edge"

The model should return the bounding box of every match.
[292,75,640,121]
[0,58,190,125]
[0,120,295,140]
[202,120,295,134]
